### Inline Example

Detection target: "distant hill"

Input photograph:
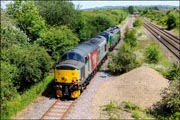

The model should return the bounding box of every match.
[82,5,178,10]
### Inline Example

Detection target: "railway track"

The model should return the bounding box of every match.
[40,100,77,119]
[142,18,180,60]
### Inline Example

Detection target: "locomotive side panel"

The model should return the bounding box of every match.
[89,49,98,71]
[97,40,108,64]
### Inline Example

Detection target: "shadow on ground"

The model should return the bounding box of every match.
[41,80,57,99]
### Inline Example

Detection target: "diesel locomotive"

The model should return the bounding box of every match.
[54,26,121,98]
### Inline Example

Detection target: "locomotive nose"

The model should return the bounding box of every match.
[54,65,81,98]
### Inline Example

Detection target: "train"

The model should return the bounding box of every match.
[54,26,121,98]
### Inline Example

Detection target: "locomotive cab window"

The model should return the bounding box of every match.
[61,54,67,62]
[85,56,88,63]
[66,52,84,62]
[105,44,107,51]
[56,65,75,70]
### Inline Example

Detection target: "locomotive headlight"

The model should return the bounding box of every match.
[72,72,75,75]
[62,77,68,80]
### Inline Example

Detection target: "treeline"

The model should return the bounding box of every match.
[141,8,179,31]
[1,0,128,118]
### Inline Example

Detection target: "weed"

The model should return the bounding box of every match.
[101,101,120,119]
[121,101,154,119]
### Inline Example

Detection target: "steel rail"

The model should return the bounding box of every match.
[143,21,180,60]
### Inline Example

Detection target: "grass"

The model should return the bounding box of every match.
[121,101,154,119]
[133,27,173,76]
[101,100,154,119]
[2,75,54,119]
[101,101,120,119]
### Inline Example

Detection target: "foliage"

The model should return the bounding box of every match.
[1,25,29,49]
[166,9,180,30]
[90,14,114,34]
[144,43,160,64]
[150,80,180,119]
[36,1,79,28]
[121,101,153,119]
[1,45,52,91]
[1,62,18,113]
[122,101,141,112]
[128,6,134,14]
[1,76,54,119]
[6,1,47,41]
[141,9,179,32]
[37,25,79,62]
[1,10,29,49]
[108,44,139,74]
[133,18,144,28]
[76,9,128,42]
[101,101,120,119]
[124,28,137,47]
[166,63,180,81]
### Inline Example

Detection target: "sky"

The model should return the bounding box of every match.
[1,1,179,10]
[72,1,179,9]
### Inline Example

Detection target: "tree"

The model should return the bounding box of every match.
[108,44,138,74]
[133,18,144,28]
[37,26,79,62]
[145,43,160,63]
[128,6,134,14]
[36,1,79,28]
[1,45,52,91]
[6,1,47,42]
[124,28,137,47]
[166,10,179,30]
[90,14,114,34]
[1,10,29,49]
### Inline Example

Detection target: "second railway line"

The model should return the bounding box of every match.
[142,18,180,61]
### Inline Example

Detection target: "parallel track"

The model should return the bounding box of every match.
[142,18,180,60]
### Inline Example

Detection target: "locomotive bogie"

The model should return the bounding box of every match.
[71,90,81,98]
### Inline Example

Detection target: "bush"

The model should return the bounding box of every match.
[166,63,180,81]
[150,80,180,119]
[124,28,137,47]
[108,44,139,74]
[1,44,52,92]
[144,43,160,63]
[133,18,143,28]
[1,62,18,112]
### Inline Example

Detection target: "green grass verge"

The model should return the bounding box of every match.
[1,75,54,119]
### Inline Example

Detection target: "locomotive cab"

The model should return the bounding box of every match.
[54,65,81,98]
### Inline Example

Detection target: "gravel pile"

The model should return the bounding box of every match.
[90,66,169,119]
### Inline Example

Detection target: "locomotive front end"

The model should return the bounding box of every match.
[54,65,81,98]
